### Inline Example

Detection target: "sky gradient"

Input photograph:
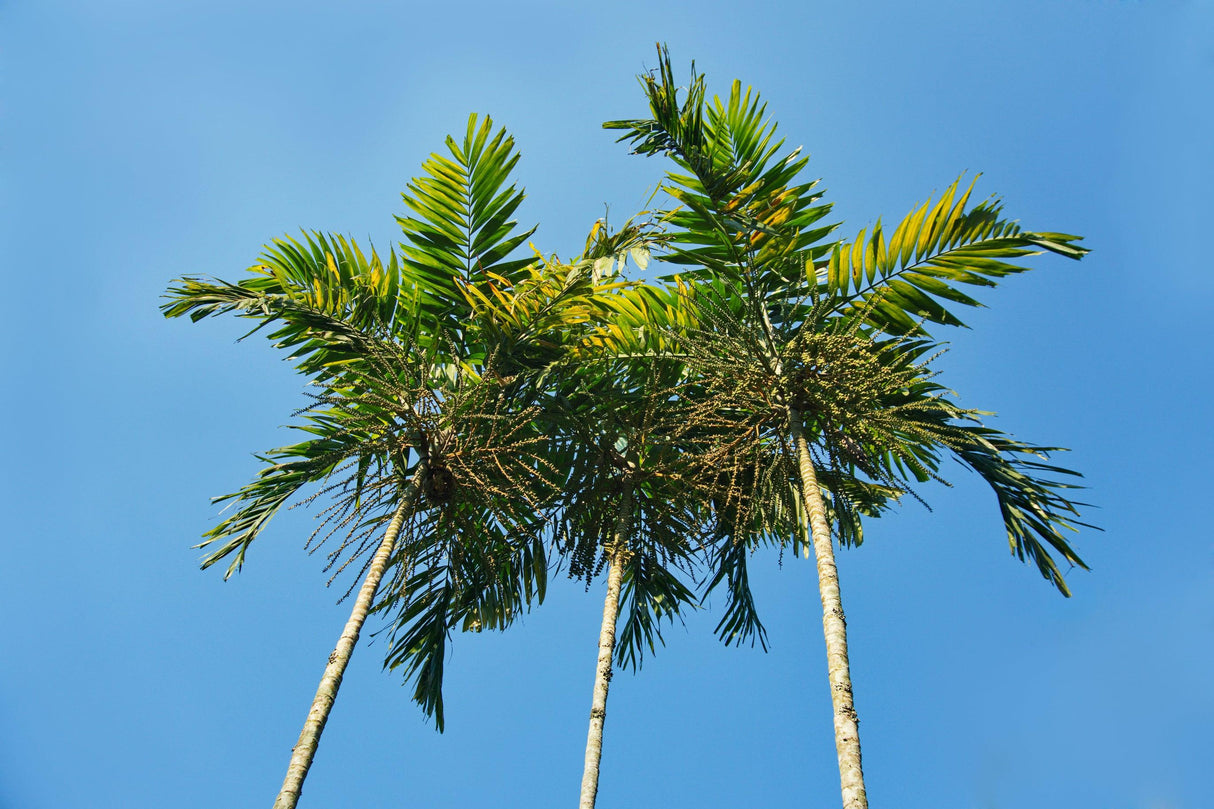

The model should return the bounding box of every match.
[2,1,1211,807]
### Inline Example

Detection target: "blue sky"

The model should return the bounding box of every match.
[2,1,1211,807]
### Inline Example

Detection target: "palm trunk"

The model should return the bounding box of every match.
[578,487,632,809]
[273,484,416,809]
[790,411,868,809]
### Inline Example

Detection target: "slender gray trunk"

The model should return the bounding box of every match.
[578,487,632,809]
[790,411,868,809]
[273,484,416,809]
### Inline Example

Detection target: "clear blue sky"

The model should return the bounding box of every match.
[2,1,1210,807]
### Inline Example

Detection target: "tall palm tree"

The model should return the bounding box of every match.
[604,46,1094,809]
[163,115,595,808]
[556,367,708,809]
[532,220,711,809]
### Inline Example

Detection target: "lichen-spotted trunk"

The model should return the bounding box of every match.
[790,412,868,809]
[578,487,632,809]
[273,484,416,809]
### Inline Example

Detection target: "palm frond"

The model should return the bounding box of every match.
[826,176,1088,335]
[948,426,1094,596]
[395,114,538,337]
[702,532,768,651]
[616,547,697,670]
[605,44,836,294]
[197,427,392,579]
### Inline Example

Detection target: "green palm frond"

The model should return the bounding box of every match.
[190,320,430,581]
[605,45,835,292]
[378,504,547,730]
[785,325,1094,594]
[602,45,710,182]
[395,113,538,337]
[457,253,621,380]
[573,277,699,360]
[947,426,1093,596]
[379,531,456,728]
[163,233,415,381]
[826,176,1088,335]
[164,231,402,328]
[197,425,395,579]
[616,544,698,670]
[702,530,768,651]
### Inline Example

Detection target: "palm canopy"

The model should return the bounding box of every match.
[476,213,710,671]
[547,343,706,669]
[163,114,612,728]
[603,45,1094,598]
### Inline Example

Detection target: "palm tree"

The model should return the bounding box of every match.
[553,373,699,809]
[603,46,1094,809]
[534,221,711,809]
[163,115,595,808]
